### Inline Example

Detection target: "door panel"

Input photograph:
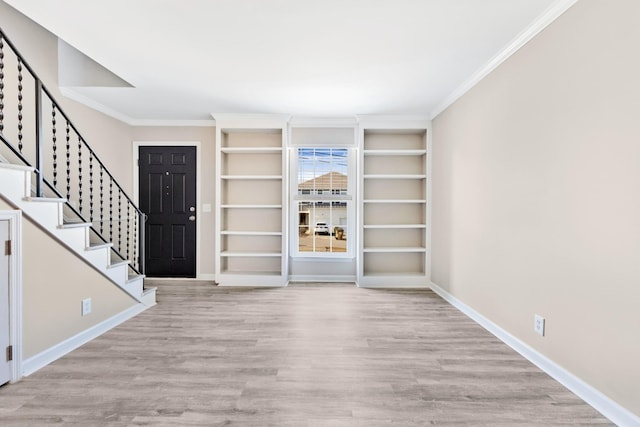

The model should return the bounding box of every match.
[139,146,196,277]
[0,220,11,386]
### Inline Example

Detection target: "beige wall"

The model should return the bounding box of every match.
[0,198,137,358]
[432,0,640,416]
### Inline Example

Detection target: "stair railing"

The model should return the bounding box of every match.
[0,27,145,275]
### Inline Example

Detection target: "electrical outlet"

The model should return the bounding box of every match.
[534,314,545,336]
[81,298,92,316]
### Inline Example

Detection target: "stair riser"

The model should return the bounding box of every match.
[82,247,111,270]
[105,265,128,284]
[19,202,63,229]
[50,227,88,252]
[125,278,144,296]
[0,169,30,201]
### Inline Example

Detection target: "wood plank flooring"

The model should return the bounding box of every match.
[0,281,612,426]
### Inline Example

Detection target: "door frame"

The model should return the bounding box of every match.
[0,210,23,383]
[132,141,202,279]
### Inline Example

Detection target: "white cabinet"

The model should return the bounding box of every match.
[214,117,288,286]
[358,123,431,287]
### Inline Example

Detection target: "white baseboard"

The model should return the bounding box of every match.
[288,275,356,283]
[429,282,640,427]
[22,303,150,377]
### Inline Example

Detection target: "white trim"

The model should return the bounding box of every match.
[60,87,133,124]
[22,303,149,377]
[289,116,358,128]
[129,119,216,127]
[0,210,23,383]
[212,113,290,129]
[60,87,216,127]
[429,0,580,119]
[288,275,356,283]
[429,281,640,427]
[289,147,356,259]
[132,141,202,279]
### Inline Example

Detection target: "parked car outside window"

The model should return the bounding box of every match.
[314,222,329,235]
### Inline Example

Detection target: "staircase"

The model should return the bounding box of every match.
[0,27,155,306]
[0,162,155,305]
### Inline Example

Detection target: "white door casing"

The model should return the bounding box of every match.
[0,211,22,384]
[0,219,11,385]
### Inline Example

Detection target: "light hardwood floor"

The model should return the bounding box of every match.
[0,281,611,426]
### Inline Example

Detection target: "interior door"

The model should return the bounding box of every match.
[0,220,11,386]
[139,146,197,277]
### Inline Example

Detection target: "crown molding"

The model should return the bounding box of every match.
[60,86,133,124]
[429,0,580,119]
[60,87,217,127]
[211,113,291,129]
[289,116,358,128]
[129,119,216,127]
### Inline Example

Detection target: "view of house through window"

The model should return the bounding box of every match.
[296,148,349,254]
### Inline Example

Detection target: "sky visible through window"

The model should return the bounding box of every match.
[297,148,348,190]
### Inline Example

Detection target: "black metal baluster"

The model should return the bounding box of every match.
[126,202,130,262]
[17,58,23,152]
[51,106,57,187]
[133,212,138,271]
[109,177,113,242]
[89,153,94,222]
[0,36,4,133]
[77,135,82,214]
[118,191,122,254]
[65,122,70,200]
[99,165,104,235]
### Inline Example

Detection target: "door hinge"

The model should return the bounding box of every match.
[4,240,10,256]
[6,345,12,362]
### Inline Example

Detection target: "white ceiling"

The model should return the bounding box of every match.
[5,0,567,122]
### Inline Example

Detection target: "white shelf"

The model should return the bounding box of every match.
[363,149,426,156]
[221,147,283,154]
[220,251,282,257]
[363,247,426,253]
[360,124,430,283]
[364,224,426,229]
[363,174,426,180]
[221,230,282,236]
[220,204,282,209]
[363,199,426,204]
[216,123,287,286]
[220,270,282,276]
[361,271,426,277]
[221,175,282,180]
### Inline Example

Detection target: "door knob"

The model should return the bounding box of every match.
[189,207,195,212]
[189,215,196,221]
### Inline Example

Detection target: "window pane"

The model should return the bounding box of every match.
[297,201,349,253]
[298,148,348,195]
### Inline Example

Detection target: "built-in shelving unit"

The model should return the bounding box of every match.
[358,120,431,287]
[214,115,289,286]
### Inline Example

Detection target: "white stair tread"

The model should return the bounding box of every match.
[24,196,66,203]
[86,242,113,251]
[59,222,92,229]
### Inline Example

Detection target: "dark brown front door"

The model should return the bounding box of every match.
[139,146,196,277]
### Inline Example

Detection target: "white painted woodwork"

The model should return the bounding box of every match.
[358,118,432,288]
[214,115,289,286]
[0,219,11,386]
[0,163,156,305]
